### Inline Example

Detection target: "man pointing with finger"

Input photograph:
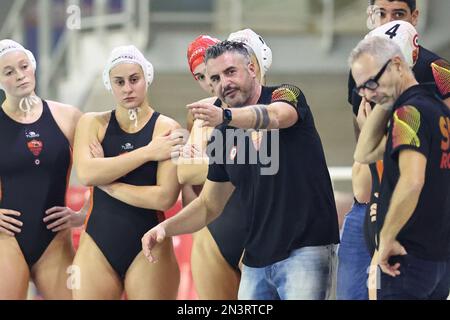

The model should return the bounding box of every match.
[142,41,339,300]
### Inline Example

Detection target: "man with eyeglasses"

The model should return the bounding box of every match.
[337,0,450,300]
[353,59,393,97]
[338,19,420,301]
[351,36,450,300]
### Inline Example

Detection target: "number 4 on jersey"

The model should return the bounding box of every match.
[385,23,400,39]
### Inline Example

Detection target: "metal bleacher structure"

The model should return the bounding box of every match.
[1,0,449,299]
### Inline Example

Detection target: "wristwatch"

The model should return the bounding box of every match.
[223,108,232,126]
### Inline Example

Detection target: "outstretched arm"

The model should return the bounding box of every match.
[188,101,298,130]
[225,101,298,130]
[142,179,235,262]
[163,179,234,234]
[188,85,304,130]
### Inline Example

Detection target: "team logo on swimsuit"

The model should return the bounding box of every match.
[25,130,40,139]
[27,139,43,157]
[121,142,134,151]
[229,146,237,161]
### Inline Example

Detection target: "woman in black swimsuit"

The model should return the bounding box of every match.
[0,39,85,299]
[72,45,183,299]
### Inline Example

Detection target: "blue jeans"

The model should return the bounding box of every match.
[336,202,372,300]
[238,245,335,300]
[379,254,450,300]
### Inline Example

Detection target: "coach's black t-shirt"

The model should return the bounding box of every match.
[207,84,340,268]
[348,46,449,116]
[377,84,450,261]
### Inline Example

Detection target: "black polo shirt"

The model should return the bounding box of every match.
[207,84,340,267]
[377,85,450,261]
[349,46,449,255]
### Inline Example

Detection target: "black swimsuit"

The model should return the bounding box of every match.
[0,100,71,268]
[207,190,246,271]
[206,100,247,271]
[86,111,164,279]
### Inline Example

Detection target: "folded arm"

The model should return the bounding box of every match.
[74,113,154,186]
[100,156,181,211]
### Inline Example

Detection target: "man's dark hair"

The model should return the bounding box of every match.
[205,40,251,64]
[369,0,416,12]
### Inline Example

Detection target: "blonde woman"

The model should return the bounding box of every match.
[0,39,84,299]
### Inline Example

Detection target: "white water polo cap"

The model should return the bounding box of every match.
[103,45,154,91]
[0,39,37,71]
[228,29,272,77]
[366,20,419,68]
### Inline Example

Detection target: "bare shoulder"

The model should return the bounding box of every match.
[155,113,181,134]
[46,100,84,142]
[47,100,82,121]
[75,111,112,144]
[47,100,79,111]
[78,111,111,126]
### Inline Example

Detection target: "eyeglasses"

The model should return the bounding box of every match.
[354,59,392,97]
